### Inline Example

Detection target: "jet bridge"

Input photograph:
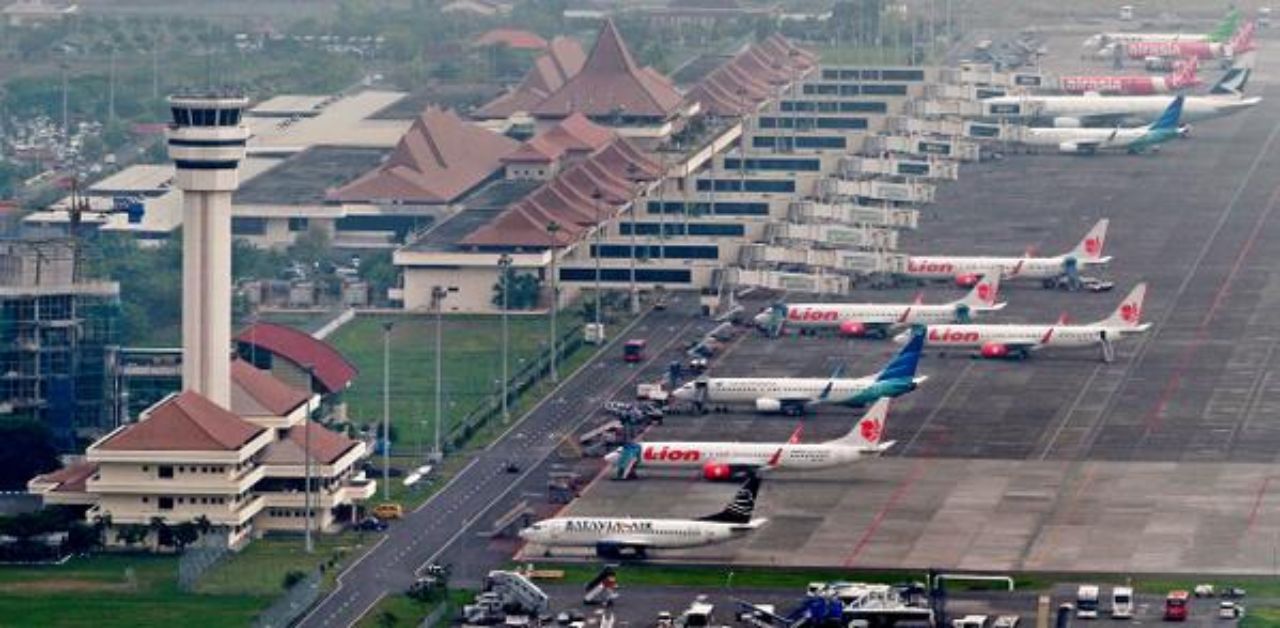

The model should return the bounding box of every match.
[865,131,982,161]
[789,200,919,230]
[884,116,1021,143]
[939,64,1047,89]
[722,267,852,294]
[738,243,908,275]
[838,155,959,180]
[764,222,899,250]
[816,177,936,204]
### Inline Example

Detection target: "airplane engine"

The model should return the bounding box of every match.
[1052,117,1082,128]
[979,342,1011,359]
[1058,142,1082,154]
[954,273,980,288]
[702,463,734,482]
[838,320,867,337]
[1178,124,1192,138]
[755,398,782,413]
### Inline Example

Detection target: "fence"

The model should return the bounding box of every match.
[252,569,322,628]
[177,530,230,592]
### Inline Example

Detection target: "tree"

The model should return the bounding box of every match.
[289,225,332,270]
[375,611,398,628]
[115,524,148,548]
[148,516,172,551]
[171,521,199,552]
[63,521,99,555]
[92,512,113,549]
[0,420,61,490]
[282,569,308,589]
[492,271,542,310]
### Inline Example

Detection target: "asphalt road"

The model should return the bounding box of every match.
[297,296,712,627]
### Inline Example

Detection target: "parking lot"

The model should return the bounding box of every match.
[517,38,1280,575]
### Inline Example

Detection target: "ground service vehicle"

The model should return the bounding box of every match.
[624,339,647,363]
[1112,586,1134,619]
[372,502,404,520]
[1077,585,1100,619]
[1165,591,1190,621]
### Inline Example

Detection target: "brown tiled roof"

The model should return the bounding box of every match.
[332,106,519,204]
[475,37,586,119]
[689,35,816,116]
[234,322,358,393]
[461,137,660,248]
[260,421,359,466]
[503,112,615,163]
[98,391,266,452]
[530,19,684,119]
[472,28,548,50]
[32,461,98,493]
[231,359,309,417]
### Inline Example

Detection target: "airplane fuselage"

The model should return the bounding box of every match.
[520,517,747,549]
[982,95,1259,125]
[922,323,1143,350]
[780,303,965,329]
[636,442,865,470]
[1059,75,1172,95]
[676,377,876,405]
[905,255,1097,280]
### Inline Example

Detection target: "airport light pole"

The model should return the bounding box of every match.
[626,163,640,314]
[497,254,512,422]
[303,364,315,554]
[591,188,604,328]
[545,221,561,383]
[431,286,447,462]
[381,321,392,500]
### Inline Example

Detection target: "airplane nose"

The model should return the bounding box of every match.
[672,386,691,400]
[517,527,533,540]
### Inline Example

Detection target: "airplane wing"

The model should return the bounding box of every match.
[1075,141,1103,152]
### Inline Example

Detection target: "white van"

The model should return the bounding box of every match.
[1076,585,1100,619]
[1111,586,1134,619]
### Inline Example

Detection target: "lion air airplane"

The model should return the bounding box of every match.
[904,219,1109,287]
[606,399,894,481]
[899,283,1151,362]
[753,274,1004,338]
[1058,57,1198,95]
[518,475,765,558]
[671,327,926,414]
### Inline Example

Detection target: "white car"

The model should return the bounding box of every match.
[1219,601,1244,619]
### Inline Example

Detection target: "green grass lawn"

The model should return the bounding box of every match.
[0,554,268,628]
[356,589,472,628]
[1243,607,1280,628]
[197,534,367,595]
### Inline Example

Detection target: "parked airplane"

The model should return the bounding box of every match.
[1058,57,1198,95]
[606,398,895,481]
[671,327,927,414]
[900,283,1150,362]
[1083,9,1240,48]
[518,475,766,558]
[1124,21,1254,62]
[753,274,1004,338]
[904,219,1110,287]
[1018,95,1184,154]
[982,61,1256,127]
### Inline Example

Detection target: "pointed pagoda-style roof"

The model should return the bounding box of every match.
[475,36,586,119]
[503,112,616,163]
[689,35,816,116]
[259,421,360,466]
[472,28,548,51]
[97,391,266,452]
[332,106,519,204]
[530,19,684,120]
[231,359,310,418]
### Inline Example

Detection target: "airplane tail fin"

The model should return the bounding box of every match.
[827,398,893,451]
[1169,56,1199,89]
[1211,54,1253,95]
[1096,282,1149,329]
[1210,8,1243,43]
[1067,218,1110,262]
[876,325,924,382]
[956,273,1002,311]
[1148,95,1185,132]
[697,475,762,525]
[1229,20,1257,54]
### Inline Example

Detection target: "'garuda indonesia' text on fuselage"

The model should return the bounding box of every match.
[518,475,766,558]
[905,219,1110,286]
[754,274,1004,338]
[606,398,895,481]
[1058,57,1198,96]
[1019,95,1184,154]
[900,283,1151,362]
[672,327,927,414]
[982,61,1256,127]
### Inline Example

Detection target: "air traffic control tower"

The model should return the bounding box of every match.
[167,93,250,408]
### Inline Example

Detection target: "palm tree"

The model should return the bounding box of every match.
[192,515,213,547]
[147,516,170,552]
[91,512,113,549]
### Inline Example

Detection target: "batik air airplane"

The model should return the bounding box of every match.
[753,274,1003,338]
[981,57,1257,127]
[606,398,894,481]
[518,475,765,558]
[1058,57,1198,96]
[899,283,1151,362]
[1083,9,1240,48]
[671,326,926,414]
[904,219,1110,287]
[1019,95,1184,154]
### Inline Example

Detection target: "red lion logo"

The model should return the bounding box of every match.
[1120,303,1140,323]
[859,418,882,443]
[976,282,993,302]
[1083,237,1102,256]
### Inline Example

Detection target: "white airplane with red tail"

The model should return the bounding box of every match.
[898,283,1150,362]
[904,219,1110,288]
[754,274,1004,338]
[1059,57,1199,95]
[605,398,894,481]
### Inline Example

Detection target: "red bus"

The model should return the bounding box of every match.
[623,339,647,363]
[1164,590,1189,621]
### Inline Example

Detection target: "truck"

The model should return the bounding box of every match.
[676,597,714,627]
[1111,586,1134,619]
[1164,590,1190,621]
[952,615,989,628]
[1076,585,1100,619]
